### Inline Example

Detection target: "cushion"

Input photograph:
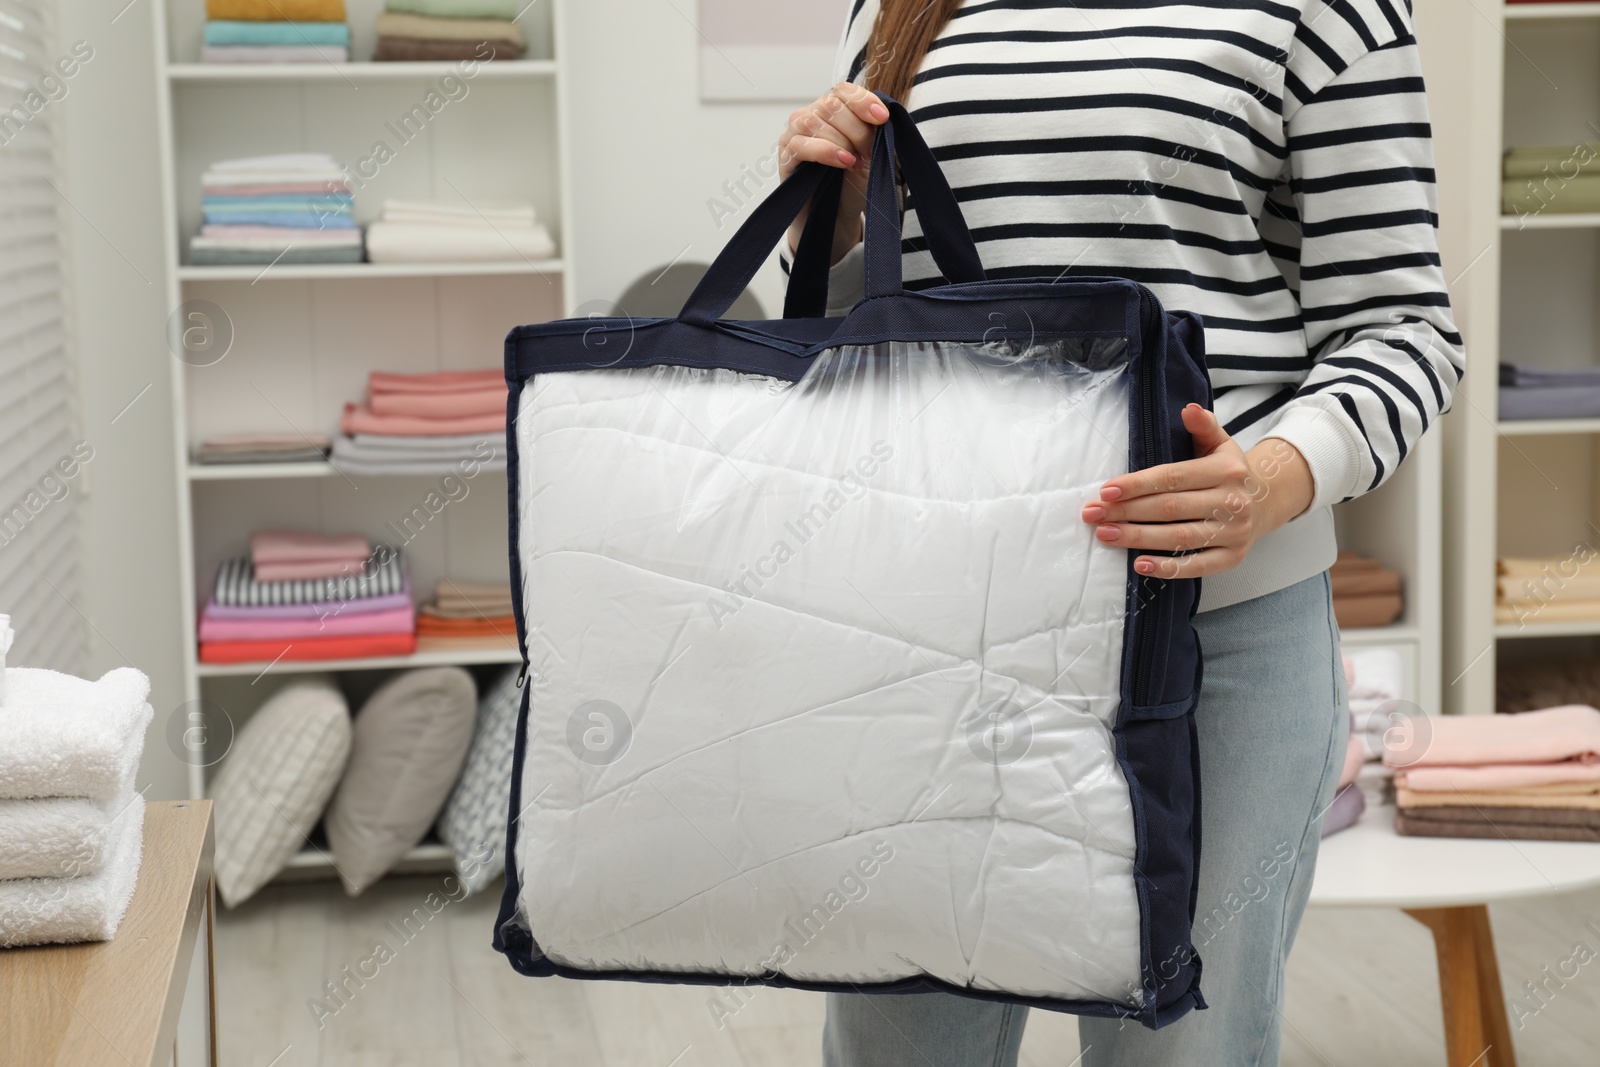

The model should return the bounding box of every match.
[210,676,351,907]
[437,666,520,894]
[326,666,477,895]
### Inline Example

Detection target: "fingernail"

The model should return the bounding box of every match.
[1096,525,1120,542]
[1100,485,1123,501]
[869,103,888,121]
[836,149,855,165]
[1135,558,1156,575]
[1082,504,1105,522]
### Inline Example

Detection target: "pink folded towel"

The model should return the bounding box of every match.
[252,560,370,582]
[197,604,415,643]
[341,403,505,437]
[1400,761,1600,793]
[369,388,506,419]
[250,530,370,565]
[202,182,350,197]
[1383,704,1600,770]
[369,370,503,395]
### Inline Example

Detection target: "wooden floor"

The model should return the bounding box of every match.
[215,876,1600,1066]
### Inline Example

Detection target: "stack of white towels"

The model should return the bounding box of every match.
[1347,646,1405,808]
[364,199,555,263]
[0,617,153,948]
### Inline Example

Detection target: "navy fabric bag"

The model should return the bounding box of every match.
[495,95,1211,1029]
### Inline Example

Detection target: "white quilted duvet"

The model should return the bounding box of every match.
[510,339,1144,1005]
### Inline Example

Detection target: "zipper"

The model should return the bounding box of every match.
[1131,286,1170,708]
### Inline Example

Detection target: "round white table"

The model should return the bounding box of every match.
[1309,804,1600,1067]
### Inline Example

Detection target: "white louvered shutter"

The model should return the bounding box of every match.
[0,0,86,673]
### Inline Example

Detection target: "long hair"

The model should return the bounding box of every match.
[863,0,962,105]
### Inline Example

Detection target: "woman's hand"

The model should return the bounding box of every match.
[1080,404,1315,579]
[781,83,889,265]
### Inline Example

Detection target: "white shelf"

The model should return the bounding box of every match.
[177,259,564,282]
[167,60,557,81]
[1497,417,1600,435]
[186,462,508,480]
[196,645,521,678]
[1504,2,1600,19]
[1500,212,1600,229]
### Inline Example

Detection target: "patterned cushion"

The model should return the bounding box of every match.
[210,676,351,907]
[437,666,520,894]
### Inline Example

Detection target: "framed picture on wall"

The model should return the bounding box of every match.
[698,0,851,101]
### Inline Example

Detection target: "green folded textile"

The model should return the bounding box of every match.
[1504,143,1600,179]
[188,245,364,266]
[204,19,351,46]
[1503,175,1600,216]
[384,0,521,19]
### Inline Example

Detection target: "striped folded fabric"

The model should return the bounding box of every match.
[212,548,406,606]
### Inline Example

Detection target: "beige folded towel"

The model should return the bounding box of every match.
[373,11,524,45]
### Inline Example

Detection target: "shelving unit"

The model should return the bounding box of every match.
[152,0,570,878]
[1433,1,1600,715]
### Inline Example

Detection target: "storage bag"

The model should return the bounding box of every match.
[495,96,1211,1028]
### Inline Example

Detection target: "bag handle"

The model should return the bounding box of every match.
[679,92,985,327]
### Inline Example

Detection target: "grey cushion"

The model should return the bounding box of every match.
[210,676,351,907]
[326,667,477,895]
[437,666,520,894]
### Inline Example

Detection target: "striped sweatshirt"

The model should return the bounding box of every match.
[814,0,1464,610]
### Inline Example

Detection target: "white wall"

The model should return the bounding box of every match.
[56,3,190,799]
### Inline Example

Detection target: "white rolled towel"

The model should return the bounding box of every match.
[0,788,142,880]
[0,794,144,947]
[0,667,152,801]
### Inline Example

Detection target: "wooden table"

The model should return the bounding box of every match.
[1311,803,1600,1067]
[0,800,216,1067]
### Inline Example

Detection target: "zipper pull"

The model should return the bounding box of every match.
[515,662,529,688]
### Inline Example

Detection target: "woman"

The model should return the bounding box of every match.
[779,2,1462,1065]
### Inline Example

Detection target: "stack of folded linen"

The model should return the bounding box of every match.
[1499,654,1600,713]
[1392,704,1600,841]
[1503,142,1600,217]
[1499,362,1600,422]
[195,432,331,466]
[1342,647,1405,812]
[364,199,554,263]
[416,579,516,652]
[332,370,507,474]
[1330,551,1403,628]
[372,0,525,61]
[0,664,152,947]
[189,153,361,266]
[202,0,350,64]
[198,535,416,663]
[1496,553,1600,626]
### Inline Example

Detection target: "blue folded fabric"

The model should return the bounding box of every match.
[201,195,352,212]
[202,212,359,230]
[204,20,351,47]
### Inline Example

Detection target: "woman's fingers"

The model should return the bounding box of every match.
[1133,548,1239,579]
[1081,487,1243,525]
[1093,517,1235,554]
[780,85,889,175]
[1098,448,1250,503]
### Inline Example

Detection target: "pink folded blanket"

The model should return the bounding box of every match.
[202,589,411,620]
[202,182,350,197]
[369,388,506,419]
[1399,761,1600,793]
[253,560,371,582]
[198,604,415,643]
[369,370,503,395]
[251,530,370,565]
[341,403,505,437]
[1383,704,1600,770]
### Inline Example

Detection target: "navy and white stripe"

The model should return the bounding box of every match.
[833,0,1463,510]
[213,549,406,607]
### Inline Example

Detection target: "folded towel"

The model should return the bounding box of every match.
[1320,784,1364,837]
[380,200,536,228]
[201,44,350,63]
[1504,175,1600,216]
[435,579,511,601]
[419,601,513,620]
[204,19,351,46]
[1383,704,1600,770]
[202,587,412,621]
[206,0,346,20]
[1499,363,1600,388]
[1333,592,1403,628]
[373,10,524,45]
[415,634,517,653]
[341,402,505,437]
[199,632,417,664]
[203,169,347,187]
[370,369,504,394]
[383,0,522,18]
[1397,784,1600,810]
[199,433,332,454]
[251,530,370,566]
[199,604,415,643]
[369,388,505,418]
[363,219,554,262]
[1503,146,1600,180]
[414,614,515,638]
[372,36,524,61]
[252,560,372,582]
[199,226,359,245]
[1346,646,1404,701]
[1395,803,1600,842]
[327,455,506,477]
[0,789,141,880]
[214,550,405,607]
[0,615,11,704]
[201,195,351,212]
[202,183,350,199]
[1330,568,1402,598]
[1397,760,1600,792]
[0,796,144,948]
[200,212,358,230]
[0,669,153,802]
[187,245,364,266]
[329,436,504,474]
[1496,599,1600,625]
[1498,385,1600,422]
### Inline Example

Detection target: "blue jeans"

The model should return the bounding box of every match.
[822,572,1349,1067]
